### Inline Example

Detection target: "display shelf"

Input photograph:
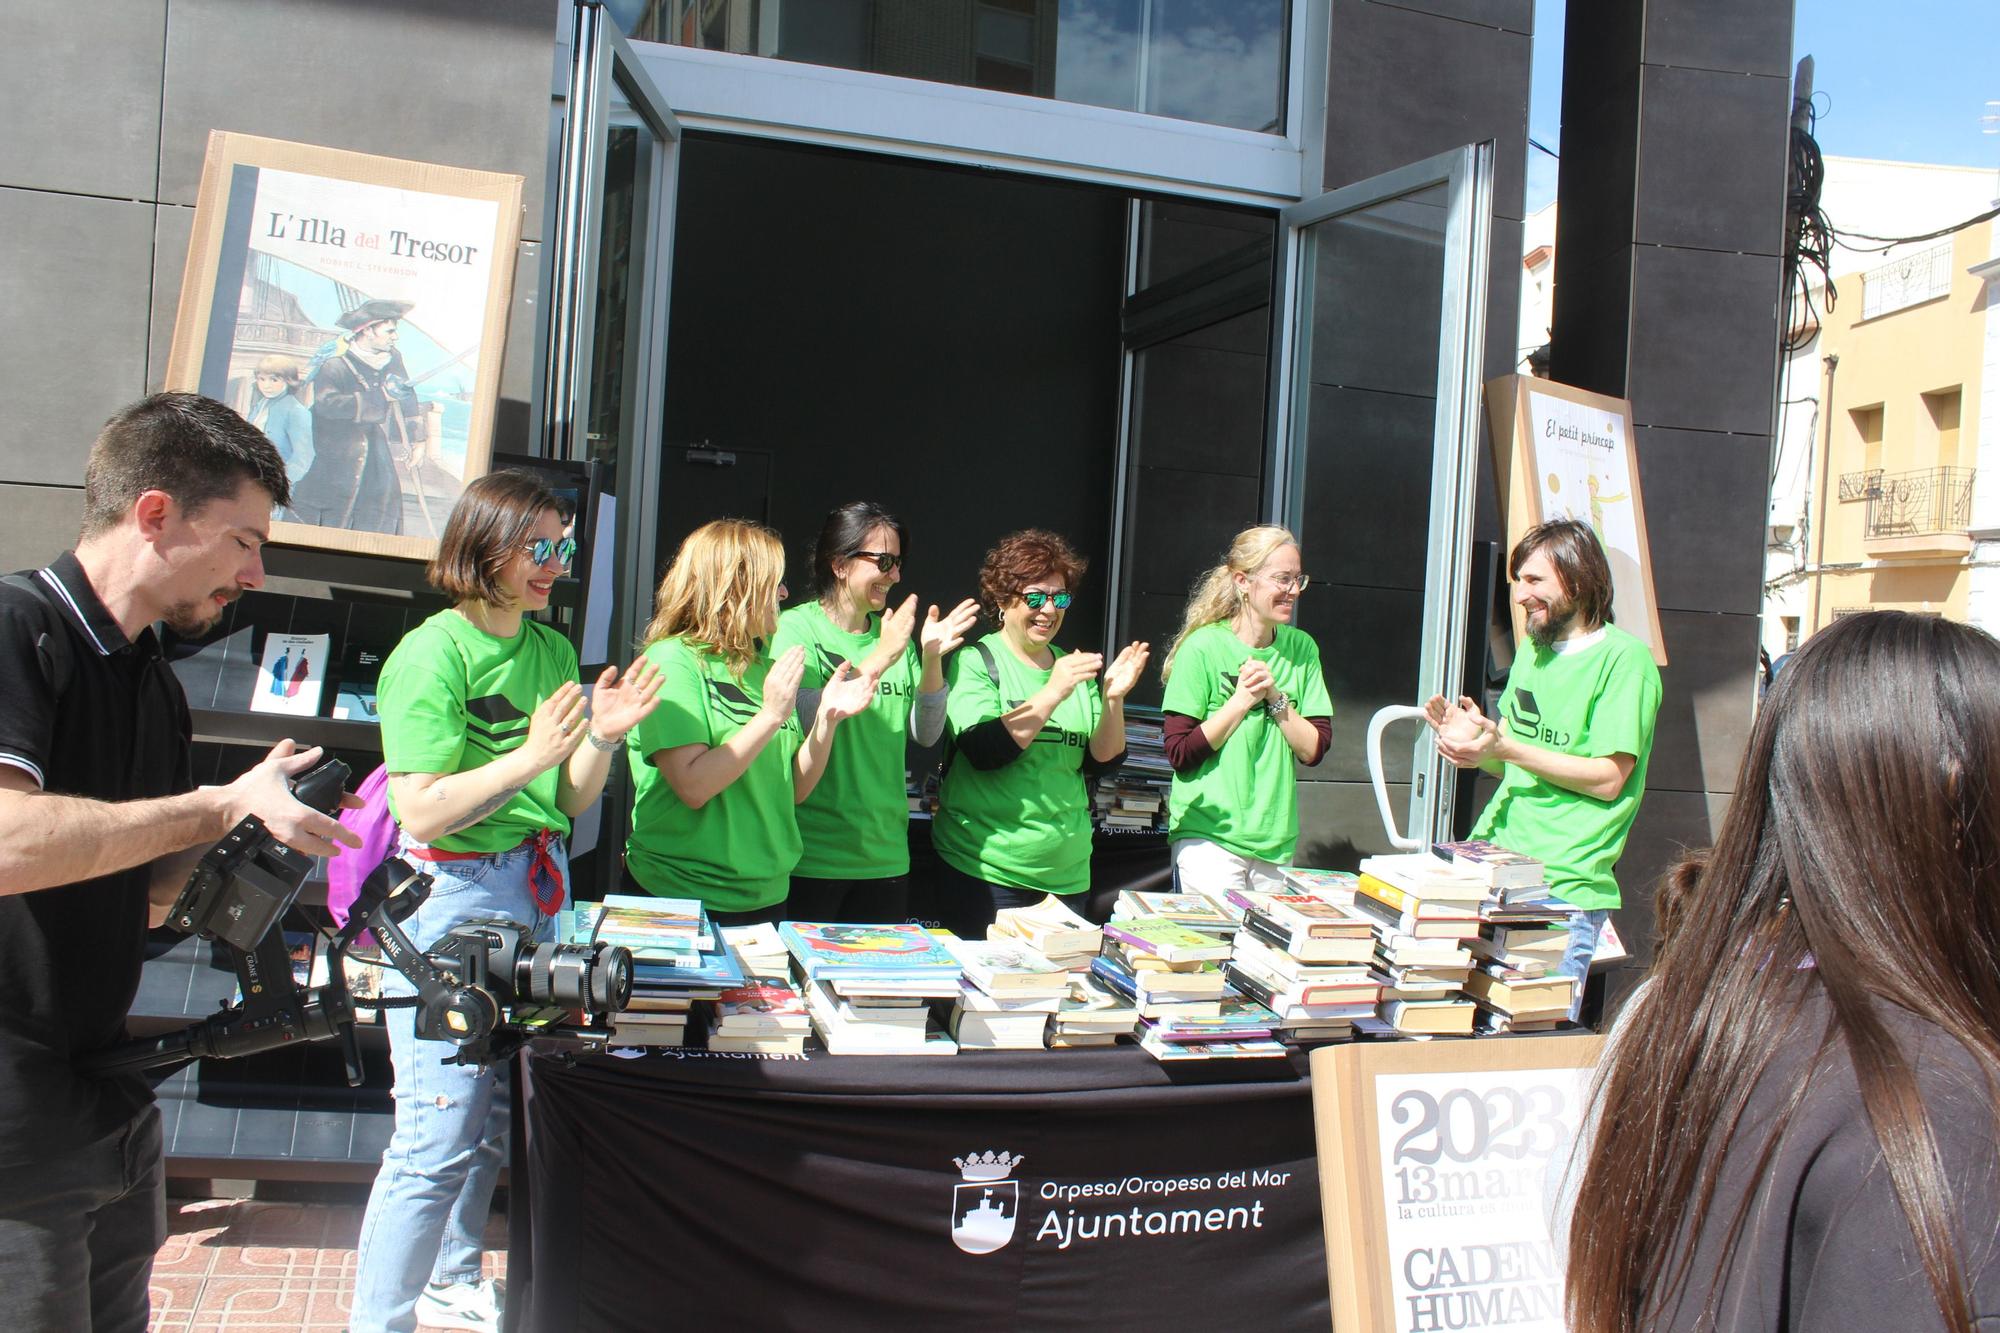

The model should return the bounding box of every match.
[190,707,383,754]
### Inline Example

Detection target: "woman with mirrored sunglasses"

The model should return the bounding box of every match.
[356,471,663,1333]
[933,529,1148,937]
[772,501,979,925]
[1158,525,1333,900]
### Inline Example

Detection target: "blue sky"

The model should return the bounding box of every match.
[1526,0,2000,212]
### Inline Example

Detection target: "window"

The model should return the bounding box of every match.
[615,0,1293,134]
[1851,404,1884,477]
[1924,387,1963,470]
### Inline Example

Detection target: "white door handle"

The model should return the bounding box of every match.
[1366,704,1431,851]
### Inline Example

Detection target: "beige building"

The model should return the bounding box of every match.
[1765,159,2000,648]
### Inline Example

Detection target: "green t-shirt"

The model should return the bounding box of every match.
[1161,621,1334,863]
[377,609,578,854]
[1470,623,1662,911]
[623,638,803,912]
[770,602,923,879]
[934,634,1103,896]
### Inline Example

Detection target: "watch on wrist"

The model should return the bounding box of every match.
[1265,691,1291,719]
[585,727,623,752]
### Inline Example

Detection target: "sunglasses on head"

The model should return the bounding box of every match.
[1021,590,1072,611]
[848,550,903,574]
[524,536,578,570]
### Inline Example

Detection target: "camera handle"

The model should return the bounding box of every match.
[83,925,365,1083]
[341,858,503,1054]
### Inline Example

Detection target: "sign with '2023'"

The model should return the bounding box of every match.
[1373,1068,1593,1333]
[1310,1034,1604,1333]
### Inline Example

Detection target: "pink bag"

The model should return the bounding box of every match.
[327,762,399,933]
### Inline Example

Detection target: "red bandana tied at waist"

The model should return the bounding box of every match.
[405,829,566,916]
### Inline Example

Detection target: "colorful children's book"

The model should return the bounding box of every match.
[779,921,963,980]
[1099,919,1232,964]
[593,894,712,958]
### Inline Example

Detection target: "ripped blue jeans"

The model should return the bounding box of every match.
[349,838,561,1333]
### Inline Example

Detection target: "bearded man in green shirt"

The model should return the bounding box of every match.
[1424,518,1662,1018]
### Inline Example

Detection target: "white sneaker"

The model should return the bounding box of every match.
[415,1277,504,1332]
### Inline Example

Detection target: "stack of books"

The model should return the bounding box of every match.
[1092,919,1233,1028]
[1355,854,1486,1036]
[990,895,1101,971]
[1428,842,1581,1033]
[706,980,811,1053]
[945,938,1069,1050]
[1225,892,1379,1043]
[781,922,962,1055]
[1094,705,1171,834]
[588,898,746,1045]
[1137,991,1288,1061]
[1111,890,1237,936]
[592,893,712,966]
[1049,974,1138,1048]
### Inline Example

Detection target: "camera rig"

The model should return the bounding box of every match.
[84,759,633,1083]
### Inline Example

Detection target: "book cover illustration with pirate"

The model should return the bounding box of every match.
[168,133,524,560]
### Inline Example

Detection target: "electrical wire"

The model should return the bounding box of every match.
[1830,206,2000,254]
[1781,101,1836,354]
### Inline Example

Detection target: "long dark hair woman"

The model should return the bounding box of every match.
[771,501,978,924]
[1567,611,2000,1332]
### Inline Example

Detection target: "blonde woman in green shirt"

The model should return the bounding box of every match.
[624,519,880,925]
[773,501,979,925]
[1159,525,1333,900]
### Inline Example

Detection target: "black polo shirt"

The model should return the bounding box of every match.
[0,551,193,1165]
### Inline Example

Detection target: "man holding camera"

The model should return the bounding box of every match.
[0,393,361,1332]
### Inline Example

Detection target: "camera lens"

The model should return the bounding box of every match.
[516,941,632,1014]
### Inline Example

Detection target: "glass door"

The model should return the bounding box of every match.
[1265,144,1494,850]
[543,1,681,891]
[545,0,681,666]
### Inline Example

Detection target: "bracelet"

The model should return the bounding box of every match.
[585,727,623,752]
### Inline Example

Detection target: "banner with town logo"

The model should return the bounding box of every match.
[516,1046,1329,1329]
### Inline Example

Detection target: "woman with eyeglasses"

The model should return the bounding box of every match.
[772,501,980,924]
[933,529,1149,936]
[1158,525,1332,899]
[355,470,662,1333]
[624,518,882,925]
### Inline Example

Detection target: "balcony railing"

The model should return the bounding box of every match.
[1837,468,1882,503]
[1862,467,1975,540]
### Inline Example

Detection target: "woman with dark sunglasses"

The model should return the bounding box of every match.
[933,529,1148,936]
[773,501,979,924]
[355,471,662,1333]
[1157,525,1332,900]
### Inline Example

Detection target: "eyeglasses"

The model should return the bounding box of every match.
[848,550,903,574]
[1263,572,1311,593]
[524,537,578,570]
[1020,590,1073,611]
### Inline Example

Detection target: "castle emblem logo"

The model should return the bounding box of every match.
[950,1150,1025,1254]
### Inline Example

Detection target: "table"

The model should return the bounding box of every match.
[513,1044,1330,1331]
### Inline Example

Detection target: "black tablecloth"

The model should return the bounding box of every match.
[514,1044,1330,1332]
